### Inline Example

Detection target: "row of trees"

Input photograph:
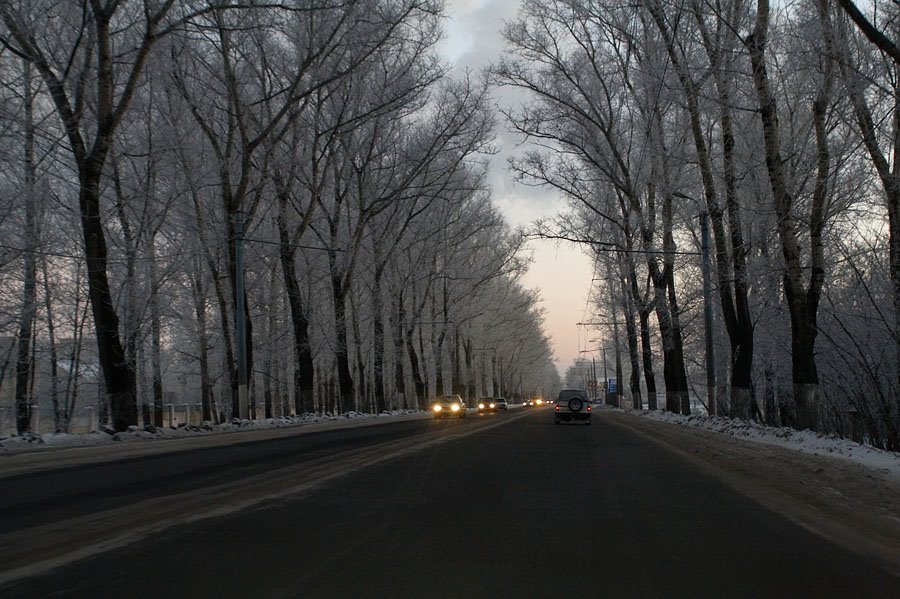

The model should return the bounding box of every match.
[495,0,898,450]
[0,1,560,434]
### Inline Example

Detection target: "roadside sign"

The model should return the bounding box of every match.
[607,378,617,393]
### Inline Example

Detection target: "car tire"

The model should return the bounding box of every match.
[568,398,584,412]
[587,417,592,425]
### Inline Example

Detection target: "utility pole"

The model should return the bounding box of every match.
[602,345,609,404]
[234,210,249,420]
[700,212,716,416]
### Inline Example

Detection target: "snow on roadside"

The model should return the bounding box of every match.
[0,410,424,454]
[633,409,900,481]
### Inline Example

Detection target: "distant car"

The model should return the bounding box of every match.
[477,398,498,414]
[555,389,591,425]
[524,399,535,408]
[494,397,508,410]
[432,395,467,419]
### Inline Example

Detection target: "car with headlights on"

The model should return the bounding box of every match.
[477,398,498,414]
[432,395,467,419]
[554,389,591,425]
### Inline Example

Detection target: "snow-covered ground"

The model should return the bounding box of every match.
[634,408,900,481]
[0,410,427,454]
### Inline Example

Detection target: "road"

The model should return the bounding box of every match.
[1,407,899,598]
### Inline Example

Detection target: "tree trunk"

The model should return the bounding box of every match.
[41,257,62,432]
[639,309,657,410]
[81,162,137,431]
[349,292,367,412]
[406,323,426,409]
[620,272,642,410]
[452,330,464,396]
[278,238,315,415]
[330,268,355,413]
[14,59,38,434]
[211,265,237,418]
[191,271,215,423]
[391,290,407,409]
[657,0,756,418]
[890,186,900,444]
[373,269,387,413]
[64,274,88,432]
[747,0,827,430]
[763,362,778,427]
[654,272,685,414]
[149,238,164,413]
[464,338,476,400]
[264,263,279,420]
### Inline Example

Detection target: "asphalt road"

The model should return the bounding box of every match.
[0,417,443,534]
[2,408,899,598]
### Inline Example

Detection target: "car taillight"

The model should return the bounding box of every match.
[555,405,560,411]
[587,405,592,412]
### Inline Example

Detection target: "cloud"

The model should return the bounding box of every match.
[441,0,516,71]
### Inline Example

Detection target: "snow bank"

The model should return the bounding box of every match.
[634,409,900,481]
[0,410,422,454]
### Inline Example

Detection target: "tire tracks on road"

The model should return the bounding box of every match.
[0,410,530,588]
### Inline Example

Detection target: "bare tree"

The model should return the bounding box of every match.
[743,0,833,430]
[0,1,247,431]
[833,0,900,444]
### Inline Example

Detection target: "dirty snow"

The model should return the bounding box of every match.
[0,410,425,454]
[634,409,900,481]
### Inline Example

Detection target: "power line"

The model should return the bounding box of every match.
[242,237,342,252]
[530,235,700,256]
[0,243,197,264]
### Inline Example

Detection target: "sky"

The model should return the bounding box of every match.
[438,0,597,374]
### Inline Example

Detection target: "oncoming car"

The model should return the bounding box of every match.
[554,389,591,425]
[494,397,508,410]
[432,395,467,419]
[477,398,498,414]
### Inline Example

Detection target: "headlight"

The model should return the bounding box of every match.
[490,403,495,408]
[478,403,485,409]
[433,405,442,412]
[451,404,460,412]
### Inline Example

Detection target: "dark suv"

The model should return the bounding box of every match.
[554,389,591,425]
